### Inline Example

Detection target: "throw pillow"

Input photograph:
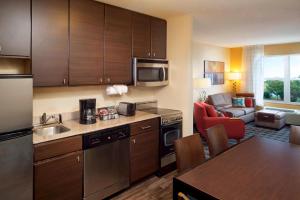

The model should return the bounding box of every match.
[232,97,245,107]
[245,97,254,107]
[217,111,225,117]
[206,105,218,117]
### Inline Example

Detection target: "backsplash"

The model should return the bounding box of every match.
[33,85,157,118]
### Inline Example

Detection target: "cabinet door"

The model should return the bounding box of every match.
[0,0,30,57]
[70,0,104,85]
[32,0,69,87]
[151,17,167,59]
[132,12,151,58]
[104,5,132,85]
[34,151,83,200]
[130,130,159,182]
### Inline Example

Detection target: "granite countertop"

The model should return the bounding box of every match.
[33,111,160,144]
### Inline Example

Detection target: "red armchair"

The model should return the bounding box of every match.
[194,102,245,141]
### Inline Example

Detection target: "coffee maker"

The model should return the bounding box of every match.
[79,99,96,124]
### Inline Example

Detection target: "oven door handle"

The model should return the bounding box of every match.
[162,67,166,81]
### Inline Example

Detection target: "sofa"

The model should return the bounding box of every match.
[194,102,245,141]
[207,93,256,123]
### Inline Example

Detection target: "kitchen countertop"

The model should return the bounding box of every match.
[33,111,160,144]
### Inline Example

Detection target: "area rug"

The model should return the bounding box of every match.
[243,122,290,143]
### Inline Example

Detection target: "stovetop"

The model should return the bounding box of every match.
[138,107,182,125]
[136,101,182,125]
[140,108,181,116]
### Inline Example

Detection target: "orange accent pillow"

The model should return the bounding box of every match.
[206,105,218,117]
[245,98,253,107]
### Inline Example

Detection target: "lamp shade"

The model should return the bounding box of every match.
[193,78,211,89]
[227,72,241,80]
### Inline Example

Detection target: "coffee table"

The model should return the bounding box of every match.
[255,109,286,129]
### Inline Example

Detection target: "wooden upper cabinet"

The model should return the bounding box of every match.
[104,5,132,85]
[132,12,151,58]
[69,0,105,86]
[32,0,69,87]
[0,0,31,57]
[151,17,167,59]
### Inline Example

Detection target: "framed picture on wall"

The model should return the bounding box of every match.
[204,60,225,85]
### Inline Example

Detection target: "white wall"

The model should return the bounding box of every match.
[156,15,194,136]
[33,86,156,117]
[192,42,231,102]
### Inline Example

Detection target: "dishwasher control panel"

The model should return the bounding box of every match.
[83,125,130,149]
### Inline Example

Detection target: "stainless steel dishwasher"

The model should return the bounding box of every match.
[83,125,130,200]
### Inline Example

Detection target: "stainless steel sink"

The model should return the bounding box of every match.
[34,124,70,135]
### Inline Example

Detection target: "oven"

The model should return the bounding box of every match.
[133,58,169,87]
[158,121,182,175]
[160,122,182,156]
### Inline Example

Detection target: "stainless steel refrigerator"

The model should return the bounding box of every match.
[0,75,33,200]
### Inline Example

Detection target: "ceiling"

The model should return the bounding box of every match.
[97,0,300,47]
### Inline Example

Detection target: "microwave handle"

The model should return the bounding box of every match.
[162,67,166,81]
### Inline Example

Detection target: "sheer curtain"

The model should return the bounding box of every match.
[241,45,264,106]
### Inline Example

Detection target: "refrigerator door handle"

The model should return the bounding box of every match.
[0,129,32,142]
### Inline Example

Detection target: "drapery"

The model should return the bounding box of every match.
[242,45,264,106]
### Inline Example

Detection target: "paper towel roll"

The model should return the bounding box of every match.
[106,85,128,95]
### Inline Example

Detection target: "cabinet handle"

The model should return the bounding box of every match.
[63,78,66,85]
[132,139,136,144]
[99,77,103,83]
[76,156,80,163]
[141,125,151,130]
[153,52,156,57]
[107,78,111,83]
[0,45,2,52]
[148,52,151,57]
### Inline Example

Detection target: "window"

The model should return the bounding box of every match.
[290,55,300,103]
[263,54,300,104]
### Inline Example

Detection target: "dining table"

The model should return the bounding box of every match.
[173,136,300,200]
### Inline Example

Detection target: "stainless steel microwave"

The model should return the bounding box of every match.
[133,58,169,87]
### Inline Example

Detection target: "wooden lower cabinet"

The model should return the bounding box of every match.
[130,129,159,183]
[34,151,83,200]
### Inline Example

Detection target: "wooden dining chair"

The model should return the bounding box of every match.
[290,125,300,145]
[174,134,206,173]
[207,124,229,157]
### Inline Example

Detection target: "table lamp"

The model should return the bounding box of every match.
[194,78,211,102]
[227,72,241,94]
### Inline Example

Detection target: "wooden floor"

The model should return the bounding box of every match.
[111,171,177,200]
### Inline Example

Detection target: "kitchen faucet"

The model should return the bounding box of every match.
[40,113,62,125]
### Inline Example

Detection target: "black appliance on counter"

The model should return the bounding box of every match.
[83,125,130,200]
[0,75,33,200]
[80,99,96,124]
[117,102,136,116]
[136,101,183,176]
